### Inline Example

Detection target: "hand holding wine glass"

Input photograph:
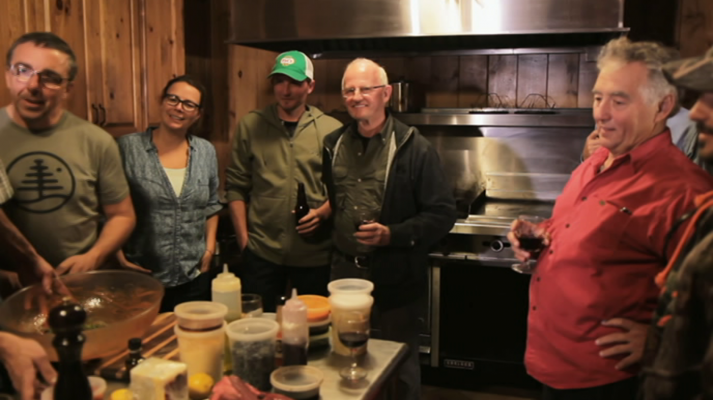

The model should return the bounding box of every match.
[336,310,370,381]
[508,215,549,274]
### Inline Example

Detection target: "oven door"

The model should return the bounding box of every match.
[434,258,535,385]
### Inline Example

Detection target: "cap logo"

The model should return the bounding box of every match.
[281,56,296,66]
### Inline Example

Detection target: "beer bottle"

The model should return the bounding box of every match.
[295,182,310,225]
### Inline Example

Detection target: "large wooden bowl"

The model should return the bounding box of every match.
[0,270,164,361]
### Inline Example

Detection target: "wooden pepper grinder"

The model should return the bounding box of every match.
[49,299,92,400]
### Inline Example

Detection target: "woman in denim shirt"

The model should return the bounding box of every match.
[117,75,222,312]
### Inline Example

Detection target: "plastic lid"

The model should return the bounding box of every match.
[270,365,323,395]
[226,318,279,343]
[298,295,331,322]
[174,301,228,330]
[327,279,374,296]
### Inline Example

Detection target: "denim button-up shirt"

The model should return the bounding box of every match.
[118,129,222,287]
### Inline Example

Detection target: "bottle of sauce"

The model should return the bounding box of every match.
[295,182,310,226]
[212,264,242,322]
[275,295,288,367]
[124,338,145,374]
[212,264,242,373]
[281,289,308,366]
[49,299,92,400]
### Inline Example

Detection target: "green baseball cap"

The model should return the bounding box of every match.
[268,51,314,82]
[663,45,713,92]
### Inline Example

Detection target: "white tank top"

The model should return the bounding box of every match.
[164,167,187,197]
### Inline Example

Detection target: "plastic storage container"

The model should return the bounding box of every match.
[328,279,374,356]
[226,318,279,391]
[175,321,225,383]
[174,301,228,331]
[327,279,374,296]
[270,365,324,400]
[298,295,331,351]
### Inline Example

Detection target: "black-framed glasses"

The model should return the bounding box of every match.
[9,63,68,90]
[342,85,386,99]
[165,94,201,112]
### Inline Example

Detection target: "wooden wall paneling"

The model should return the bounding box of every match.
[20,0,47,31]
[257,48,276,109]
[457,55,488,108]
[429,56,459,108]
[516,54,547,108]
[487,55,517,108]
[311,58,328,111]
[376,57,406,82]
[321,59,350,113]
[404,56,432,106]
[678,0,713,58]
[546,54,579,108]
[208,0,230,142]
[49,0,88,121]
[0,2,30,108]
[144,0,185,127]
[95,0,142,133]
[577,54,598,108]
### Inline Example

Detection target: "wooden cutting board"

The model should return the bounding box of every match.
[92,312,179,381]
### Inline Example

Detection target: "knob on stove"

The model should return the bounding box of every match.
[490,240,504,252]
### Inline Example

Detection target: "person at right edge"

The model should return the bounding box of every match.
[640,45,713,400]
[507,37,713,400]
[225,51,342,312]
[322,58,456,400]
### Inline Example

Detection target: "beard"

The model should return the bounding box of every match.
[696,122,713,163]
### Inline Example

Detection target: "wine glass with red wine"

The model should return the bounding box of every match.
[337,310,370,381]
[354,207,379,254]
[511,215,546,274]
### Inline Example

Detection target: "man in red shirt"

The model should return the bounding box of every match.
[508,37,713,399]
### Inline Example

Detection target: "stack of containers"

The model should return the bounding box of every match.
[173,301,228,383]
[226,318,280,391]
[298,295,332,351]
[327,279,374,356]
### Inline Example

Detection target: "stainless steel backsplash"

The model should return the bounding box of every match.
[421,126,593,204]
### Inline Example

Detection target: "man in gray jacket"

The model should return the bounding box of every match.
[226,51,342,312]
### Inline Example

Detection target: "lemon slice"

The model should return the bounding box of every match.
[110,388,133,400]
[188,373,215,400]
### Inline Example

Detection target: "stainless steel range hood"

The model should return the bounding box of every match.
[229,0,627,57]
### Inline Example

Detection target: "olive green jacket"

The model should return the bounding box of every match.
[226,104,342,266]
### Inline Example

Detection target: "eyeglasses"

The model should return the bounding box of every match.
[165,94,201,112]
[342,85,386,99]
[9,63,68,90]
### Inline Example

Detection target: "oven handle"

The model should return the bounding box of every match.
[431,265,441,367]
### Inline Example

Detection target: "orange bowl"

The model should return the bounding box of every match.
[297,295,330,322]
[0,270,164,361]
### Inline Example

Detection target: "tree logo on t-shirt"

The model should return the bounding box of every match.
[7,152,75,213]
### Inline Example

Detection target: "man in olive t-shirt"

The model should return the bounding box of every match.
[0,32,135,275]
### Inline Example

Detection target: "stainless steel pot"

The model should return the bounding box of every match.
[390,81,422,113]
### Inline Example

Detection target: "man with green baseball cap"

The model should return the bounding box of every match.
[226,50,342,312]
[640,45,713,400]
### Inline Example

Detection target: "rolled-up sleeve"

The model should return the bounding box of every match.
[205,143,223,217]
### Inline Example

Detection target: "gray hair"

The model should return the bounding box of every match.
[597,37,679,111]
[341,58,389,89]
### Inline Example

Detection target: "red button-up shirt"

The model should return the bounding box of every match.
[526,131,713,389]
